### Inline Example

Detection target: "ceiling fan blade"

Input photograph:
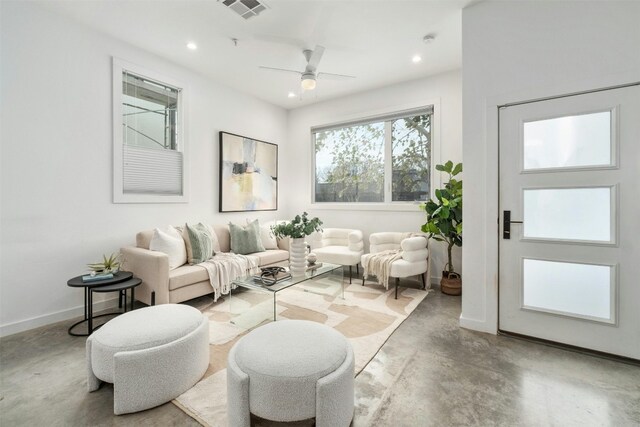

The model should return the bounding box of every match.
[306,45,325,71]
[259,66,303,76]
[317,71,356,80]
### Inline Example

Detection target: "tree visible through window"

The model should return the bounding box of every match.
[314,110,432,203]
[315,122,385,202]
[391,114,431,201]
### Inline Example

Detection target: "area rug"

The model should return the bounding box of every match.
[173,279,428,426]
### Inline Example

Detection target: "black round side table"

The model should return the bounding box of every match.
[67,271,141,337]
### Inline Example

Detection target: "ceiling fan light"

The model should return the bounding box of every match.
[301,76,316,90]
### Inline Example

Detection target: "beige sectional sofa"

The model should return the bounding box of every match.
[121,224,289,306]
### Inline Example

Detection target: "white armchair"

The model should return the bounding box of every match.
[312,228,364,283]
[361,232,430,299]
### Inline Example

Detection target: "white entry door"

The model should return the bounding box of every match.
[498,84,640,360]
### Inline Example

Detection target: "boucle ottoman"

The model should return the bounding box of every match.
[86,304,209,415]
[227,320,354,427]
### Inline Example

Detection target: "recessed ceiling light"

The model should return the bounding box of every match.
[186,42,197,50]
[287,92,296,98]
[412,55,422,63]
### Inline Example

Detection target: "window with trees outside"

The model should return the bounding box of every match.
[313,108,433,204]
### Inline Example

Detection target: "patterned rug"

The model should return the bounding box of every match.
[173,278,429,426]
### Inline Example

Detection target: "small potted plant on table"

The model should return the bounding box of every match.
[271,212,323,276]
[420,161,462,295]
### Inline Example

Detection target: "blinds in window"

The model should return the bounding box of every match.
[123,145,183,195]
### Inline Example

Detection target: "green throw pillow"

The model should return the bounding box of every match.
[229,220,265,255]
[186,223,214,264]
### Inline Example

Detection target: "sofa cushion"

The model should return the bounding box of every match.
[229,220,265,255]
[136,229,154,250]
[257,222,278,250]
[182,222,220,264]
[149,226,187,270]
[169,265,210,291]
[185,223,215,264]
[212,224,231,253]
[251,249,289,266]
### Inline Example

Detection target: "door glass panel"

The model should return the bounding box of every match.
[523,111,611,170]
[523,187,611,242]
[523,259,612,321]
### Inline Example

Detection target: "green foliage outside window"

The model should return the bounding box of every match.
[391,114,431,201]
[314,113,431,203]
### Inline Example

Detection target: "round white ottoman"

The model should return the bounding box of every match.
[86,304,209,415]
[227,320,354,427]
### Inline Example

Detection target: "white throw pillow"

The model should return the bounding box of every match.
[205,223,222,254]
[249,219,278,250]
[149,226,187,270]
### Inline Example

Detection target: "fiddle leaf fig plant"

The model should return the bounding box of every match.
[420,161,462,276]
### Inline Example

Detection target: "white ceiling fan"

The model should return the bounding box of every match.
[259,45,355,91]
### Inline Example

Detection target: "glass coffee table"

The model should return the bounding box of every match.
[229,263,344,329]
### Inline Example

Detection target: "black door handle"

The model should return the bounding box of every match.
[503,210,523,239]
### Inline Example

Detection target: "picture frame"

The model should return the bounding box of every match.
[219,131,278,212]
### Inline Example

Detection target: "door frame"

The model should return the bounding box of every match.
[459,70,640,335]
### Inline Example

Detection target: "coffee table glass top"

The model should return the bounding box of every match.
[230,263,344,328]
[232,263,342,293]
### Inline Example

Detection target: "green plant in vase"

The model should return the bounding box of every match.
[271,212,323,275]
[420,161,462,295]
[270,212,323,239]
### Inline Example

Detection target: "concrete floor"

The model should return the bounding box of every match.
[1,284,639,426]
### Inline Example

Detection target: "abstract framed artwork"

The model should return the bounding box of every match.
[219,131,278,212]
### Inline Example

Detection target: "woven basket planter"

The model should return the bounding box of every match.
[441,272,461,296]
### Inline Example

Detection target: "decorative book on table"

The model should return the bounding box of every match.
[252,270,292,286]
[82,273,114,283]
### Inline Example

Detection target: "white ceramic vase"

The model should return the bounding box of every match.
[289,237,307,276]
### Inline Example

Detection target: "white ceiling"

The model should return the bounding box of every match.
[41,0,473,109]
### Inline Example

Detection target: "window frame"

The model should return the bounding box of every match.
[112,57,189,203]
[310,100,440,211]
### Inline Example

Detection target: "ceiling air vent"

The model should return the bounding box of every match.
[221,0,268,20]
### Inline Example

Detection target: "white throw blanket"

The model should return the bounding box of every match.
[198,253,259,301]
[362,250,403,290]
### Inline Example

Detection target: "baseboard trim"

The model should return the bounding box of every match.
[459,315,497,334]
[0,297,120,338]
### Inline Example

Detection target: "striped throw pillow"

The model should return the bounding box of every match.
[185,223,214,264]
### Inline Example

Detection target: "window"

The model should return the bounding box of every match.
[113,58,188,203]
[313,107,433,204]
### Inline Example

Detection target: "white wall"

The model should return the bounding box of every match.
[461,1,640,333]
[285,70,463,281]
[0,2,287,336]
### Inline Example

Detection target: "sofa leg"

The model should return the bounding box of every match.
[395,277,399,299]
[151,291,156,306]
[349,266,352,284]
[356,264,359,277]
[362,276,365,286]
[420,273,426,290]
